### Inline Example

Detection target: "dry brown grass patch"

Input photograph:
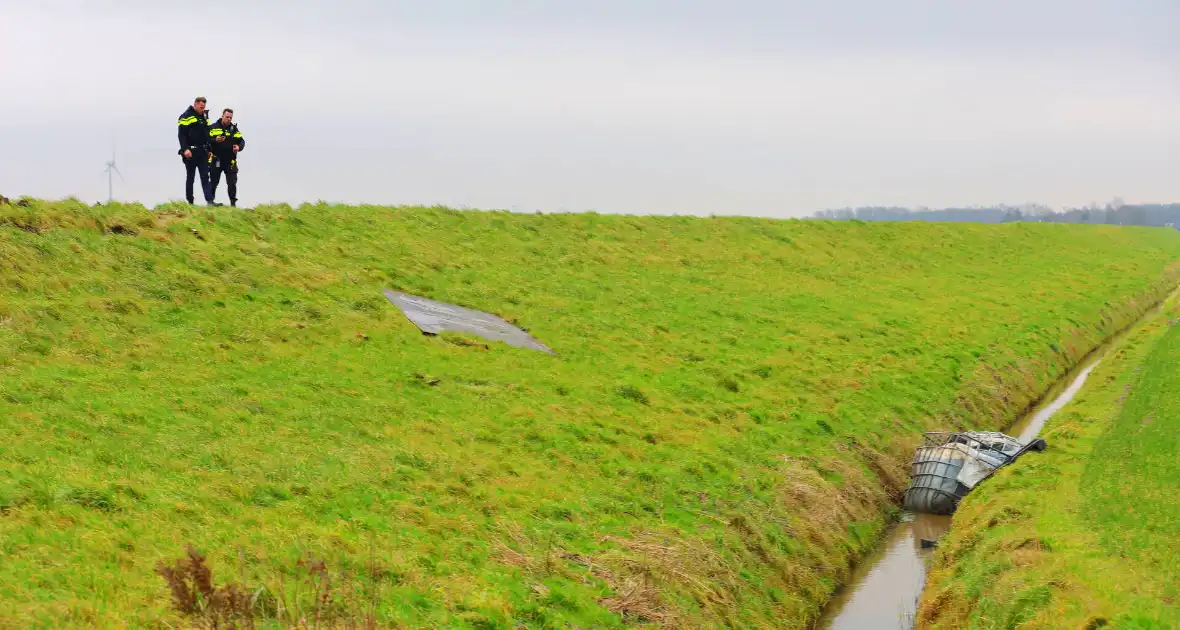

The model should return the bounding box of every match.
[916,586,955,628]
[155,544,389,630]
[593,532,745,628]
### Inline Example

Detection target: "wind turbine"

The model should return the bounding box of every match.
[102,150,124,203]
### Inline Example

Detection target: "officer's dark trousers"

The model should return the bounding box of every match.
[183,154,214,204]
[210,155,238,206]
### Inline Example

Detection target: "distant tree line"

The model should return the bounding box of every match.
[812,200,1180,228]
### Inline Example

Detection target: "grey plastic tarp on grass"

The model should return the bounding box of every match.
[383,289,553,353]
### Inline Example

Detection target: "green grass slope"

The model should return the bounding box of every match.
[919,294,1180,630]
[2,198,1180,628]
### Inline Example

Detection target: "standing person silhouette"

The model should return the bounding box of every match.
[208,108,245,207]
[177,96,219,206]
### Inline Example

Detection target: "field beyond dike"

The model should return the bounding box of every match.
[1,198,1179,628]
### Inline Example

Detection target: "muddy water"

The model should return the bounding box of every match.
[813,512,950,629]
[1008,358,1102,443]
[815,291,1179,630]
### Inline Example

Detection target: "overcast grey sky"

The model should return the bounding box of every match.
[2,0,1177,216]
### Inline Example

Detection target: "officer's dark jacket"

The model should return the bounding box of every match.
[177,106,211,155]
[208,119,245,157]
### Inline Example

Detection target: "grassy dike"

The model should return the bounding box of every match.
[918,292,1180,630]
[1,198,1180,628]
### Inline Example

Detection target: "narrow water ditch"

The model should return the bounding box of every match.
[813,290,1178,630]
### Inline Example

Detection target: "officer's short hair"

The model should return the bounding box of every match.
[223,108,233,114]
[194,96,207,103]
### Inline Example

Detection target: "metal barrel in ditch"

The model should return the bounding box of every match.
[902,431,1039,515]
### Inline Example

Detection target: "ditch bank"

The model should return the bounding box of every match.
[916,290,1180,628]
[810,277,1180,630]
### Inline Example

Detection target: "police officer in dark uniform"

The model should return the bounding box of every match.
[177,96,219,206]
[207,108,246,207]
